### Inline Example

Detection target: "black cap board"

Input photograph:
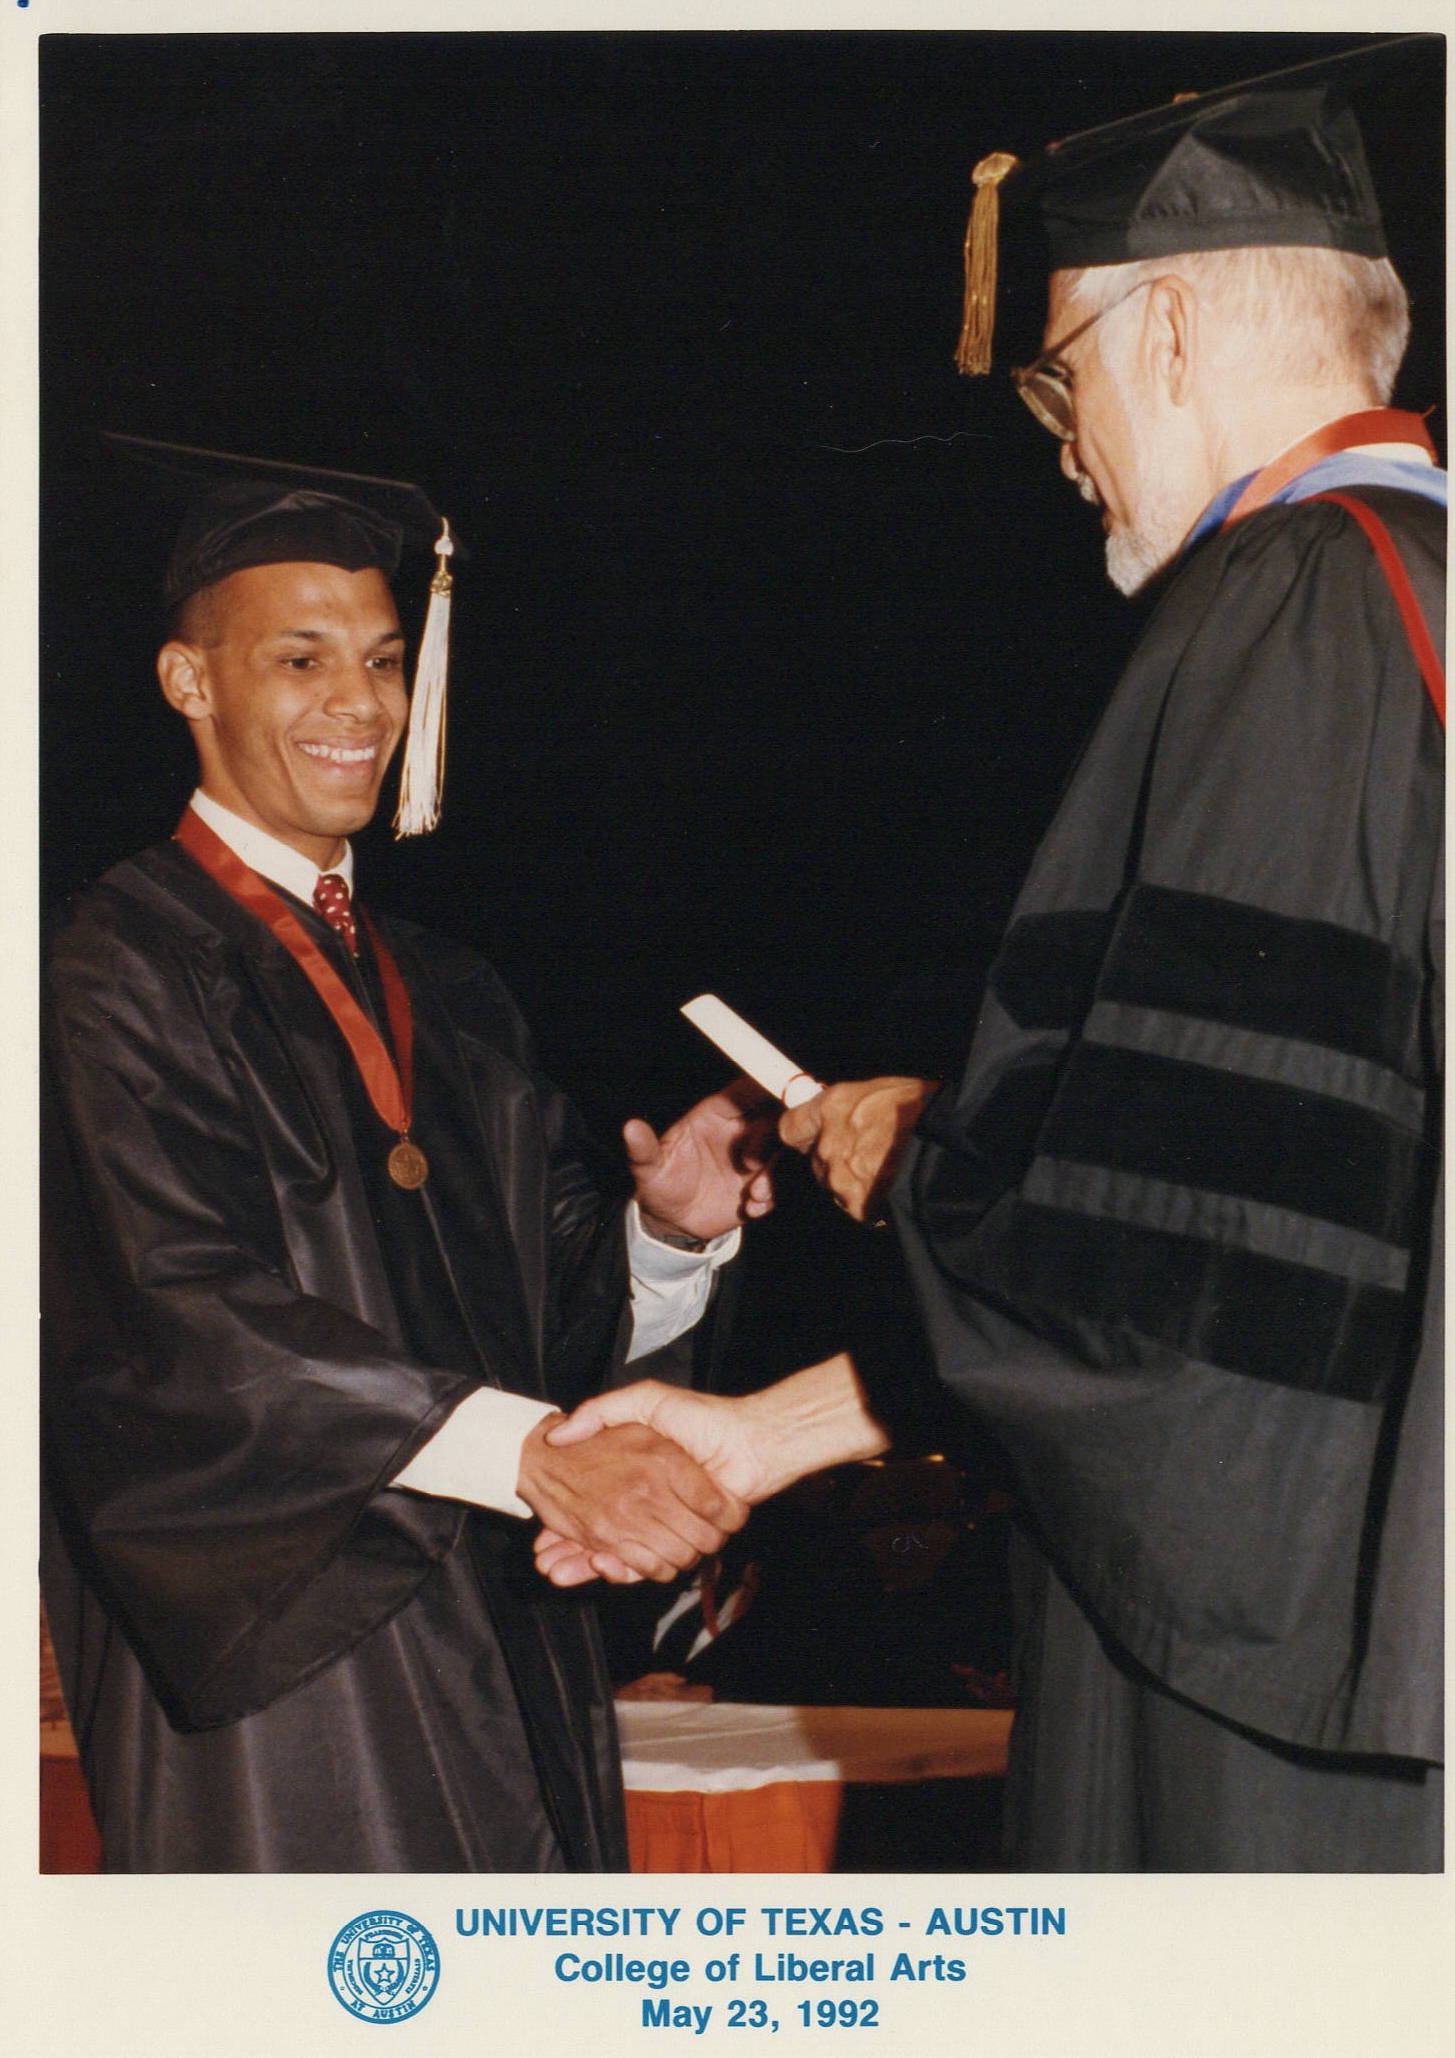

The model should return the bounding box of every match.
[956,33,1441,373]
[102,432,462,607]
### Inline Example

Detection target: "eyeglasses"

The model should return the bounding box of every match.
[1010,277,1160,440]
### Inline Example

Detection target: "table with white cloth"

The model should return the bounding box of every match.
[617,1700,1013,1872]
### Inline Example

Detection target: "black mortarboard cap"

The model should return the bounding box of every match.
[102,432,459,607]
[956,34,1439,373]
[106,433,460,836]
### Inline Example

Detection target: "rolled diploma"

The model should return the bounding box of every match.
[680,994,823,1108]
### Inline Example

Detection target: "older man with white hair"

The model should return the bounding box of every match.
[542,41,1445,1871]
[1030,240,1421,596]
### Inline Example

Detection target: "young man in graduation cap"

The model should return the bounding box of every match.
[41,440,776,1872]
[540,39,1445,1869]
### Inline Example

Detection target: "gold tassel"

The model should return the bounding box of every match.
[955,151,1019,376]
[393,519,453,837]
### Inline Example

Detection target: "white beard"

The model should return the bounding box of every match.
[1084,466,1190,597]
[1105,509,1188,596]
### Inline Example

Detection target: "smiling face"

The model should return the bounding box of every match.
[158,561,408,866]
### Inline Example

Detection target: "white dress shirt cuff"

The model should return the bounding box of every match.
[392,1386,558,1519]
[392,1210,741,1515]
[626,1201,740,1362]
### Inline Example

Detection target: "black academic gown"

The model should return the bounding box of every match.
[895,488,1443,1788]
[42,841,630,1871]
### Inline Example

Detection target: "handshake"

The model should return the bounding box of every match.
[515,1378,778,1588]
[517,1351,892,1587]
[517,1070,937,1588]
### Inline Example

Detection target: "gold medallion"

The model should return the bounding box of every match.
[387,1138,430,1189]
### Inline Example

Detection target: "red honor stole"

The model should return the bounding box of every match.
[175,806,429,1188]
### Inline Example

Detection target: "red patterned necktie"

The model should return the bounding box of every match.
[313,870,358,956]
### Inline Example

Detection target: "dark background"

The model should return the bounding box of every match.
[39,27,1444,1270]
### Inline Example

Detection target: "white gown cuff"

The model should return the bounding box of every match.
[392,1386,558,1519]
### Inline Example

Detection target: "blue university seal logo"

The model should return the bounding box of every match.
[328,1910,440,2024]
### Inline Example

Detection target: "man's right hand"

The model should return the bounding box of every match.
[515,1414,748,1583]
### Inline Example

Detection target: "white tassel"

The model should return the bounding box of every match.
[393,519,454,837]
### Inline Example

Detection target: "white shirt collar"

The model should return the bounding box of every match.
[1258,414,1436,474]
[188,789,355,903]
[1342,442,1436,467]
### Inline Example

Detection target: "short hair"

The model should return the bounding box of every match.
[1058,246,1411,402]
[166,580,224,648]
